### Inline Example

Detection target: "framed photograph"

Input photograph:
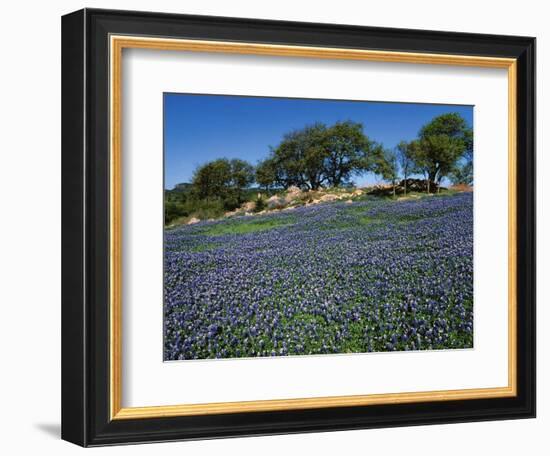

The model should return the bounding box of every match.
[61,8,535,447]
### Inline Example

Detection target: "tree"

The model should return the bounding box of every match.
[419,112,472,141]
[450,160,473,186]
[225,158,255,208]
[259,121,376,190]
[451,128,474,186]
[371,146,399,197]
[229,158,255,189]
[408,135,465,193]
[271,123,327,190]
[408,113,471,193]
[322,121,375,187]
[191,158,254,210]
[255,158,278,192]
[192,159,232,200]
[395,140,415,195]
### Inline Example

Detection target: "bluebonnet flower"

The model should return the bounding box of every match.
[164,193,473,360]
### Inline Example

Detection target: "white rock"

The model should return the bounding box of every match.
[241,201,256,212]
[187,217,200,225]
[267,195,284,209]
[320,194,338,202]
[286,185,301,195]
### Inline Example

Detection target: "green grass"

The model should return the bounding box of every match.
[195,216,295,237]
[324,215,382,231]
[188,242,219,252]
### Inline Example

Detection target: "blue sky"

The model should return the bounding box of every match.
[164,93,473,189]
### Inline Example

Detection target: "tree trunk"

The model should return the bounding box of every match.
[404,177,407,196]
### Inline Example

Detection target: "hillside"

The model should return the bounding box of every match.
[164,192,474,360]
[166,179,468,228]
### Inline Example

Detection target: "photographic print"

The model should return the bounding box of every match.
[163,94,474,361]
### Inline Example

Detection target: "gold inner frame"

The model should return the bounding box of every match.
[109,35,518,420]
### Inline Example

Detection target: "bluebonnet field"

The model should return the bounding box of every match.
[164,193,473,360]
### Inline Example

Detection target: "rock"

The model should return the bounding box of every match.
[285,186,302,203]
[267,195,285,209]
[187,217,200,225]
[286,185,301,195]
[345,199,353,204]
[320,194,339,202]
[366,179,444,197]
[241,201,256,212]
[306,199,321,206]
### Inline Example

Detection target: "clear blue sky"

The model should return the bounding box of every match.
[164,93,473,189]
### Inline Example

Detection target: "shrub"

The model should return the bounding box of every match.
[253,196,267,213]
[165,201,188,225]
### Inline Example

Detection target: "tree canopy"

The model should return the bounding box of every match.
[371,146,399,196]
[406,113,472,192]
[191,158,254,210]
[256,121,377,191]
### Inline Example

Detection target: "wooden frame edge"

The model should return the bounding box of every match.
[109,35,518,421]
[110,36,123,419]
[508,61,518,397]
[112,386,516,420]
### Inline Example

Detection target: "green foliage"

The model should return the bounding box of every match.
[370,146,400,196]
[165,200,189,225]
[258,121,377,190]
[191,158,254,211]
[196,217,295,236]
[450,160,474,186]
[372,146,398,181]
[419,112,471,140]
[165,188,189,224]
[395,140,417,194]
[255,157,278,191]
[164,185,226,225]
[188,199,226,220]
[322,121,375,187]
[404,113,472,192]
[271,123,327,190]
[253,196,267,213]
[408,134,465,190]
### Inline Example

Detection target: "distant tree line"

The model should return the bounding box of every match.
[165,113,473,224]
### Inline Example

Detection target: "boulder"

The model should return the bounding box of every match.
[187,217,200,225]
[286,185,301,195]
[241,201,256,212]
[267,195,285,209]
[320,194,339,202]
[285,185,302,203]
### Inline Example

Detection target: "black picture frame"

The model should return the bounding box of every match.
[62,8,536,447]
